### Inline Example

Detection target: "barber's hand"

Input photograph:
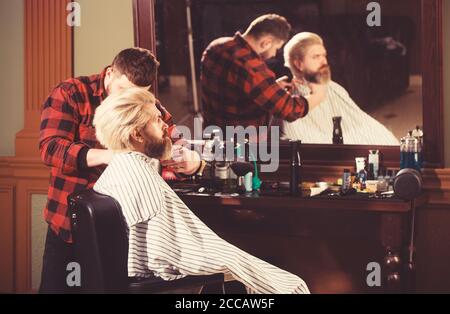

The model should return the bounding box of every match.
[307,83,328,110]
[276,76,293,91]
[161,145,201,175]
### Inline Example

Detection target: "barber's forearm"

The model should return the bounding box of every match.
[86,149,113,167]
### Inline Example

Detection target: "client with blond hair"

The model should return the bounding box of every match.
[92,87,310,294]
[282,32,399,145]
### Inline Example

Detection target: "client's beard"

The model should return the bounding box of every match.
[303,65,331,84]
[143,130,173,160]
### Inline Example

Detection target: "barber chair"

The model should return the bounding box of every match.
[68,189,224,294]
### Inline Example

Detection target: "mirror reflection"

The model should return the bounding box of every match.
[155,0,422,146]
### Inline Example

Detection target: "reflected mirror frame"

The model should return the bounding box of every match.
[133,0,444,168]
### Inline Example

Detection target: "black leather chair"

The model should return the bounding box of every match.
[68,189,224,294]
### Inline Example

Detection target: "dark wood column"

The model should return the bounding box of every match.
[133,0,158,96]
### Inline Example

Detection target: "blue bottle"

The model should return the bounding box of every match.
[401,131,413,170]
[400,129,423,172]
[358,168,367,190]
[400,138,407,169]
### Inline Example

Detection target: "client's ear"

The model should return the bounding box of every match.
[131,129,144,143]
[294,59,304,72]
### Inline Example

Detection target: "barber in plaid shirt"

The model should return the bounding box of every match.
[200,14,326,131]
[38,48,201,293]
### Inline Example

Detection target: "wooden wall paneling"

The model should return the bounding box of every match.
[14,179,48,293]
[0,157,49,293]
[422,168,450,206]
[16,0,73,158]
[0,184,15,293]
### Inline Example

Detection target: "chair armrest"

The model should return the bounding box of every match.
[128,273,224,294]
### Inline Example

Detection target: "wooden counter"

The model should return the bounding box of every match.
[176,188,426,293]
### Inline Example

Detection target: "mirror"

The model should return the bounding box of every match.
[133,0,443,167]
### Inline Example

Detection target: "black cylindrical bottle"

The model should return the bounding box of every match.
[290,141,302,196]
[332,116,344,144]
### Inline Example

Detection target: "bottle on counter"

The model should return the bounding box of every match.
[377,174,388,192]
[400,129,423,172]
[342,169,351,192]
[332,116,344,145]
[350,172,358,190]
[215,161,234,193]
[411,125,423,139]
[412,126,423,172]
[244,172,253,193]
[405,131,415,169]
[367,163,375,181]
[386,169,394,192]
[400,137,407,169]
[368,150,380,178]
[356,158,368,191]
[290,140,302,196]
[216,136,240,193]
[358,168,368,191]
[355,157,366,173]
[203,129,222,191]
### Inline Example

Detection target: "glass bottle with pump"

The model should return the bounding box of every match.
[400,130,423,172]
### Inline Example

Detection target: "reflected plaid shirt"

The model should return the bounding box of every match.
[200,32,309,130]
[39,69,174,242]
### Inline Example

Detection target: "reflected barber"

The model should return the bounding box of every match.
[200,14,327,134]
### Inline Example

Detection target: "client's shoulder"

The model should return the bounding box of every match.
[110,151,158,173]
[328,81,350,97]
[112,151,149,161]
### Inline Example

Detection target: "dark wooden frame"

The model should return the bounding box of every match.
[133,0,444,169]
[133,0,158,95]
[421,0,444,168]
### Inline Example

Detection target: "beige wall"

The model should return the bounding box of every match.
[444,0,450,167]
[74,0,134,76]
[0,0,133,155]
[0,0,24,156]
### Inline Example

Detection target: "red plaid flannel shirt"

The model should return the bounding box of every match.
[200,32,309,130]
[39,68,174,242]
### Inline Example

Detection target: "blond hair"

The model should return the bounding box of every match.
[94,87,156,151]
[283,32,324,78]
